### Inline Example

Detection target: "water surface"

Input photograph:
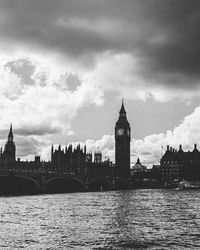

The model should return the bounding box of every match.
[0,189,200,249]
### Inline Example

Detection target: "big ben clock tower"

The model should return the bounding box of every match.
[115,100,131,178]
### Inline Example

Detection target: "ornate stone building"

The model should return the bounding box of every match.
[0,124,16,167]
[51,144,86,174]
[131,158,146,176]
[0,101,132,181]
[115,101,131,177]
[160,144,200,184]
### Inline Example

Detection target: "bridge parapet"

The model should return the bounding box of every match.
[0,169,132,194]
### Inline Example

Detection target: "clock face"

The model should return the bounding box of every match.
[117,128,124,136]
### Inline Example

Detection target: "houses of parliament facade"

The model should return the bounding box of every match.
[0,101,131,179]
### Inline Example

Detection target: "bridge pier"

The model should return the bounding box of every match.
[39,176,46,194]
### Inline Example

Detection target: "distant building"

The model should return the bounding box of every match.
[0,124,16,167]
[86,152,92,163]
[0,125,52,171]
[51,144,86,174]
[130,158,146,176]
[160,144,200,184]
[94,152,102,163]
[145,165,161,181]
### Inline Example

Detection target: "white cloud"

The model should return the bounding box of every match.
[131,106,200,166]
[85,135,115,161]
[0,64,23,99]
[0,58,105,158]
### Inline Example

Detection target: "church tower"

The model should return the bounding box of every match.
[4,124,16,164]
[115,100,131,177]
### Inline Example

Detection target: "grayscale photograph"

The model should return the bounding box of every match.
[0,0,200,249]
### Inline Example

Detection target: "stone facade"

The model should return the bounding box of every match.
[115,101,131,177]
[161,144,200,184]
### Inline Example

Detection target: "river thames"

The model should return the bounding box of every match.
[0,189,200,249]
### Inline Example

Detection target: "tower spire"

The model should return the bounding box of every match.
[8,123,13,142]
[5,123,16,163]
[9,123,13,135]
[119,99,126,115]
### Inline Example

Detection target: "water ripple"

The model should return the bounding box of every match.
[0,190,200,249]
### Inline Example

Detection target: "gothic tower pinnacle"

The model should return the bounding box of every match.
[8,123,13,142]
[119,99,126,115]
[3,123,16,165]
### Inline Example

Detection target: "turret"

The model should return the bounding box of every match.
[179,145,183,152]
[51,145,54,162]
[3,124,16,165]
[136,158,141,164]
[193,144,198,152]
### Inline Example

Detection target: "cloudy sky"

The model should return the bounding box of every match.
[0,0,200,166]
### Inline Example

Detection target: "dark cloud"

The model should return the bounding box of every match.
[15,126,61,136]
[1,0,200,86]
[141,151,152,156]
[141,1,200,79]
[0,0,120,59]
[6,59,35,86]
[16,136,46,157]
[0,125,61,138]
[67,74,82,92]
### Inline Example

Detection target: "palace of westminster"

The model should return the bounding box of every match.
[1,101,200,188]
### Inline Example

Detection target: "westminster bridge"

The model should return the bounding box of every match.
[0,169,133,195]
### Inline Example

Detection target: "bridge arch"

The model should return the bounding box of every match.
[0,175,40,195]
[15,175,40,188]
[88,177,112,191]
[45,177,85,194]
